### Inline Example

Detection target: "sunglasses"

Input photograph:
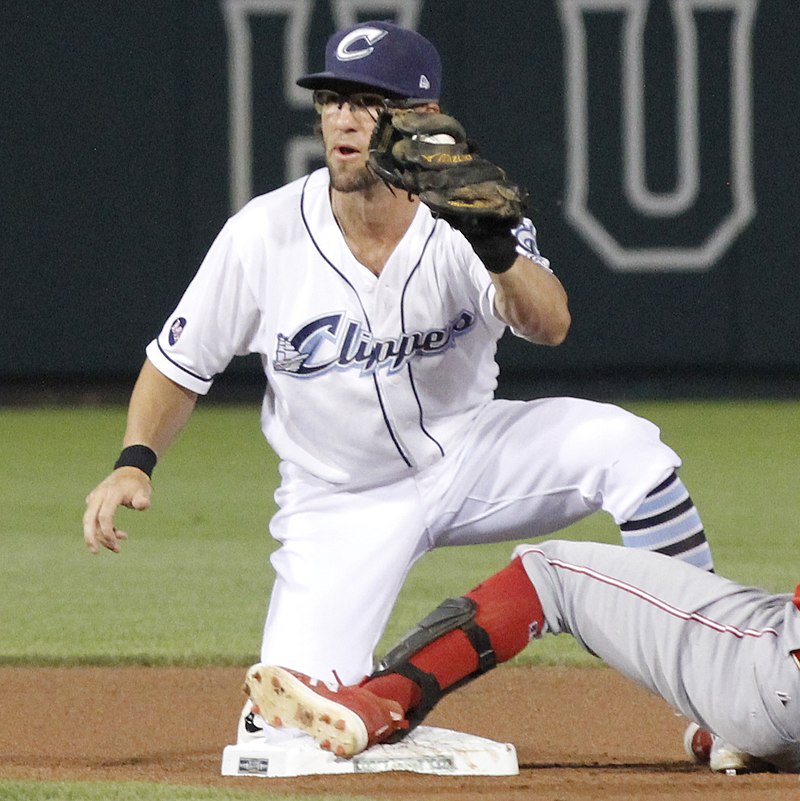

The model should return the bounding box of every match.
[312,89,420,115]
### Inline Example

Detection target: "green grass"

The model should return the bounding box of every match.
[0,406,274,665]
[629,400,800,588]
[1,400,799,799]
[1,400,798,669]
[0,779,377,801]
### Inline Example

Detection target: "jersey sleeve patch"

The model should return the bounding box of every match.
[168,317,187,346]
[513,218,552,273]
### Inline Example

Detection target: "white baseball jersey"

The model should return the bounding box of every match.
[146,168,548,485]
[144,167,688,690]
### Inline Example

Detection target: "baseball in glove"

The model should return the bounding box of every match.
[368,110,527,273]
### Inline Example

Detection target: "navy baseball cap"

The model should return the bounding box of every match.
[297,21,442,102]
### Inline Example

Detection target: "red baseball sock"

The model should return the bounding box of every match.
[364,556,544,712]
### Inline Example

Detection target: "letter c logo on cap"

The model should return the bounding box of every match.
[336,27,388,61]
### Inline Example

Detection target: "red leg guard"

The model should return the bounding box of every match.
[466,554,545,661]
[365,557,544,710]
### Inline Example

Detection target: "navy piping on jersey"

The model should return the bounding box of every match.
[155,339,214,384]
[400,220,445,459]
[300,173,414,469]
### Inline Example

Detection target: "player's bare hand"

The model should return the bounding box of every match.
[83,467,152,554]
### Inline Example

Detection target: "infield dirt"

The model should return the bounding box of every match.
[1,665,796,800]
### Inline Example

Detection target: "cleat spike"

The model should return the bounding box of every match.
[242,665,409,758]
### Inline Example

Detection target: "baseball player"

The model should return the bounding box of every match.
[246,541,800,774]
[83,21,716,745]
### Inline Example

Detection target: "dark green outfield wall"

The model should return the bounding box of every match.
[3,1,797,385]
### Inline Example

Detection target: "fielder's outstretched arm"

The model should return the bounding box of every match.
[490,258,571,346]
[83,359,197,554]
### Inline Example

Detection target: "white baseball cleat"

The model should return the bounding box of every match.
[683,722,771,775]
[243,664,408,758]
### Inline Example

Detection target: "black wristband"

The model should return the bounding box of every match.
[114,444,157,478]
[466,230,519,274]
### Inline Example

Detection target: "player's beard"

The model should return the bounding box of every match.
[327,157,382,194]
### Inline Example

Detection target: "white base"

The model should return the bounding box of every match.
[221,725,518,777]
